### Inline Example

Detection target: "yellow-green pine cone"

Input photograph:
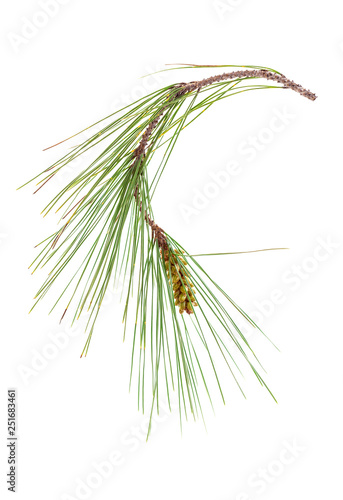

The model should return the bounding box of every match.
[161,247,198,316]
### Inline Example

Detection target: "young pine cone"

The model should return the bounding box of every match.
[161,249,198,315]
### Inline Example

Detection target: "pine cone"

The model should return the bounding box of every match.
[161,249,198,315]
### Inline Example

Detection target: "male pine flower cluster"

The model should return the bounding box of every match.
[161,249,198,314]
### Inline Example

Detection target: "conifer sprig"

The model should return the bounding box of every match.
[20,65,316,434]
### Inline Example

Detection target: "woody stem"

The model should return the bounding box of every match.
[131,69,316,248]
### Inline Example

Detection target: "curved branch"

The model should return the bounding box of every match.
[131,69,316,248]
[173,69,317,100]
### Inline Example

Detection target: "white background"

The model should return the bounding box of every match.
[1,1,343,499]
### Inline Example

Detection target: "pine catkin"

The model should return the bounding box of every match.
[161,249,197,315]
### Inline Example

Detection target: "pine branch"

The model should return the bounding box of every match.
[172,68,317,100]
[20,64,316,435]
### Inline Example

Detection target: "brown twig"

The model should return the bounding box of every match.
[173,69,317,101]
[130,69,316,249]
